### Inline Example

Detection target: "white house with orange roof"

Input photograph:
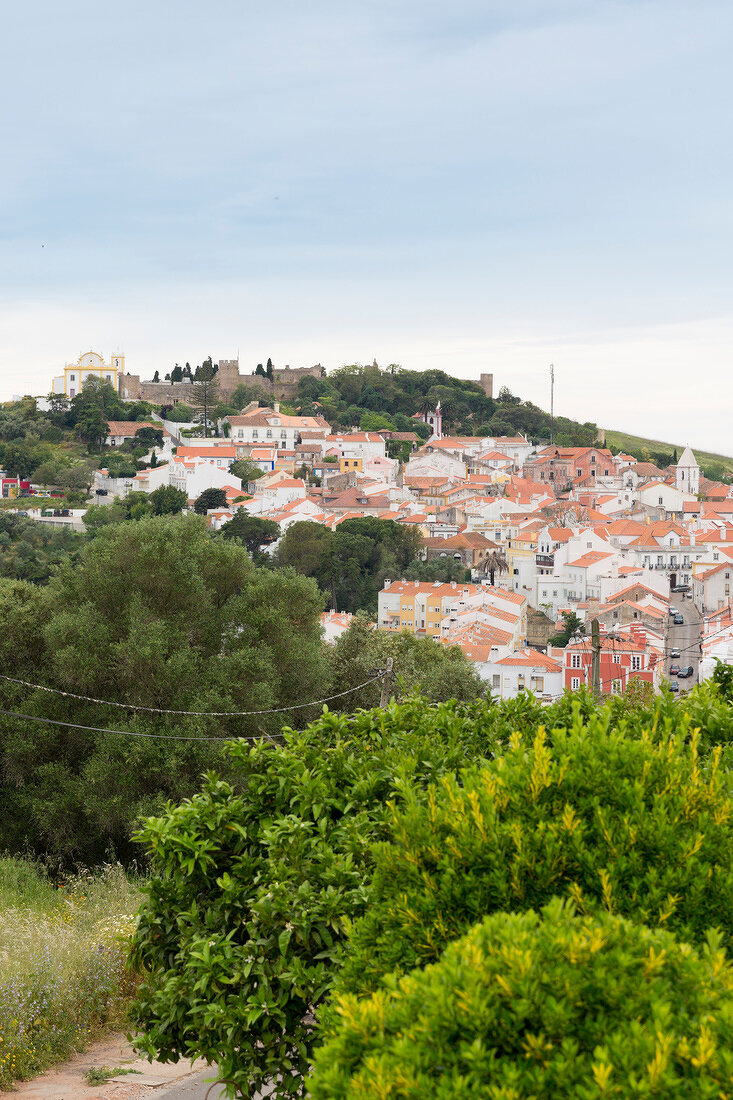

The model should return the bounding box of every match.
[635,480,687,518]
[320,610,356,643]
[175,444,239,470]
[254,475,307,510]
[225,404,330,448]
[378,579,525,642]
[169,457,242,503]
[692,560,733,615]
[481,648,563,700]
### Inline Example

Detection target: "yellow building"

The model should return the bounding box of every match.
[52,351,124,398]
[340,457,363,473]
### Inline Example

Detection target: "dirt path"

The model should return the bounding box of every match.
[1,1032,214,1100]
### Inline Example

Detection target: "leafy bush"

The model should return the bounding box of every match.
[129,698,502,1097]
[338,719,733,994]
[311,900,733,1098]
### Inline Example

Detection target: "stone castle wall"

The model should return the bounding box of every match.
[119,361,323,406]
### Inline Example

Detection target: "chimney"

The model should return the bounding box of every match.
[274,402,280,413]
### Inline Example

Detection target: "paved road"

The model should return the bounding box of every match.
[665,594,702,694]
[154,1070,230,1098]
[155,1069,273,1099]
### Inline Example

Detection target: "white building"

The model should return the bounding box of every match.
[53,351,124,398]
[675,446,700,497]
[482,649,563,700]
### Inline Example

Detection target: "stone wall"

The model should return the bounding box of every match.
[480,373,494,399]
[119,361,324,406]
[526,607,557,649]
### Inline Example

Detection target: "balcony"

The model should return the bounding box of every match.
[536,553,555,567]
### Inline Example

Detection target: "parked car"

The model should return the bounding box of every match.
[669,681,680,692]
[670,664,681,675]
[672,584,690,593]
[670,648,681,659]
[673,614,684,625]
[668,607,677,616]
[677,666,695,678]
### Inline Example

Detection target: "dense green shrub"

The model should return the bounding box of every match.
[129,698,502,1097]
[338,717,733,995]
[311,900,733,1098]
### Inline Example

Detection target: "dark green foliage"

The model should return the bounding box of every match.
[163,403,194,422]
[312,901,733,1098]
[328,615,485,708]
[0,516,330,863]
[148,485,187,515]
[290,363,595,444]
[129,699,502,1097]
[0,512,85,583]
[229,458,265,483]
[403,556,471,583]
[276,517,421,612]
[338,719,733,995]
[194,487,228,514]
[219,513,280,556]
[133,426,164,448]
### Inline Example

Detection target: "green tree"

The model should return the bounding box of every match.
[164,403,194,422]
[0,517,330,863]
[129,698,502,1097]
[190,361,220,436]
[311,902,733,1099]
[194,487,228,514]
[338,722,733,996]
[229,459,265,483]
[549,609,585,647]
[134,426,164,449]
[2,442,35,479]
[219,513,280,556]
[170,365,183,382]
[148,485,187,515]
[329,615,485,709]
[403,556,471,583]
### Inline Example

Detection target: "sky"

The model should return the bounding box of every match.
[1,0,732,452]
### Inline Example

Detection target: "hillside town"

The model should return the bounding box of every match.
[15,351,732,705]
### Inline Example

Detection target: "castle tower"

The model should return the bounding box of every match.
[675,446,699,496]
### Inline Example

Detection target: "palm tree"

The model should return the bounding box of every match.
[479,549,509,587]
[416,395,435,417]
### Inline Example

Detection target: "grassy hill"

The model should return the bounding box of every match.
[604,429,733,478]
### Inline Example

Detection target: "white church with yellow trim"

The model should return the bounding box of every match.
[52,351,124,398]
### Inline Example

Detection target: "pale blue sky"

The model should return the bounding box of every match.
[1,0,732,451]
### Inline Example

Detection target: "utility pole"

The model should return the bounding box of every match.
[380,657,394,708]
[591,618,601,700]
[550,363,555,445]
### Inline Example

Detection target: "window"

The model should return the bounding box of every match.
[492,675,500,689]
[611,680,621,694]
[266,430,272,438]
[714,553,719,561]
[530,676,544,693]
[591,455,596,463]
[604,469,609,475]
[632,656,641,670]
[577,468,583,476]
[252,430,258,439]
[571,676,580,690]
[571,654,582,668]
[587,541,593,548]
[613,654,620,664]
[659,497,664,505]
[513,568,519,575]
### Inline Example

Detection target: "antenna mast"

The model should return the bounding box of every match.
[550,363,555,445]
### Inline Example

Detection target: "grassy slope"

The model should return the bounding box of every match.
[604,429,733,475]
[0,857,141,1088]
